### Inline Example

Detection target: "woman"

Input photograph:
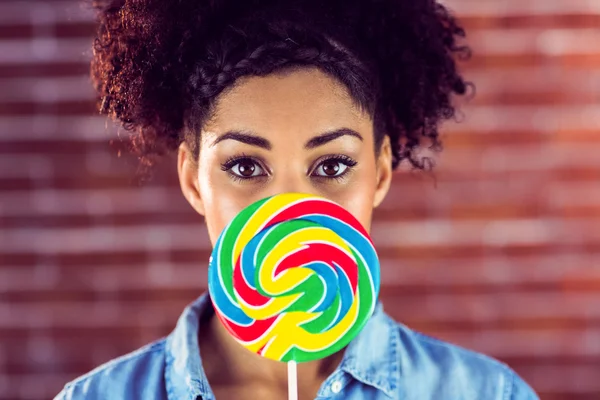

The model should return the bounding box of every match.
[56,0,539,399]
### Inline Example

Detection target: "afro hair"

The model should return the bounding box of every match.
[90,0,472,172]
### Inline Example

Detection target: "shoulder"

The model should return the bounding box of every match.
[54,339,168,400]
[389,315,539,399]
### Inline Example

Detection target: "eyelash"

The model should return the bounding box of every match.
[220,153,358,184]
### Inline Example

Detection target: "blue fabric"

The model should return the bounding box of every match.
[55,293,539,399]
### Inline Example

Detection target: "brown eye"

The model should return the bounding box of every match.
[314,159,350,177]
[236,160,256,177]
[223,157,265,179]
[312,155,357,180]
[321,160,341,176]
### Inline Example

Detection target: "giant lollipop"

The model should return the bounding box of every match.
[208,192,380,368]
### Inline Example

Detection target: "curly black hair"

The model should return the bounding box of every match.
[90,0,471,172]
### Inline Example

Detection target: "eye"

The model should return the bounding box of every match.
[220,153,357,183]
[220,156,266,180]
[312,155,357,178]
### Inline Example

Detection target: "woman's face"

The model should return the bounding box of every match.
[178,67,392,246]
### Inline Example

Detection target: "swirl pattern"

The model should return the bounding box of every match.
[208,193,380,362]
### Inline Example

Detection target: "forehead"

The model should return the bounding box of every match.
[204,67,371,137]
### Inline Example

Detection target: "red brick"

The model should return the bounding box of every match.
[444,0,600,17]
[0,37,93,65]
[1,1,599,399]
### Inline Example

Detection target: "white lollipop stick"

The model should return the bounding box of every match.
[288,360,298,400]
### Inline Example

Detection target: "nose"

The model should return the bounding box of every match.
[264,169,317,198]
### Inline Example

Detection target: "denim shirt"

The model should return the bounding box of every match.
[55,293,539,400]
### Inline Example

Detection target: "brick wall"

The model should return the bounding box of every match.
[1,0,599,399]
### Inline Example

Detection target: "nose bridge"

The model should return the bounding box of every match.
[273,172,311,196]
[267,160,314,196]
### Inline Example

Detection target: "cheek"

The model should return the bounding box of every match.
[324,167,377,233]
[201,192,246,246]
[196,159,249,245]
[206,196,241,227]
[337,191,375,233]
[336,158,378,233]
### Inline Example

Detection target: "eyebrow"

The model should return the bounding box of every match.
[209,128,363,150]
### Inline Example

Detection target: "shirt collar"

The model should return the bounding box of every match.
[337,301,401,398]
[165,294,213,400]
[165,293,401,399]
